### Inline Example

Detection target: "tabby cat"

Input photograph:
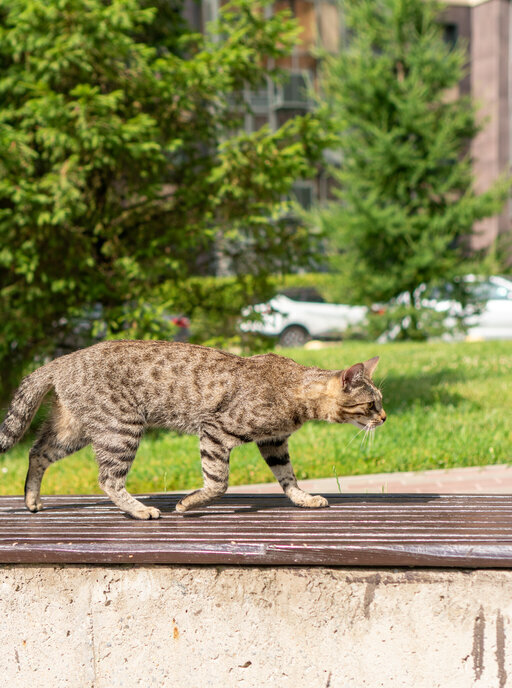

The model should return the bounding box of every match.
[0,341,385,519]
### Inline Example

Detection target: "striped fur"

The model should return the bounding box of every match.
[0,341,385,519]
[0,367,54,453]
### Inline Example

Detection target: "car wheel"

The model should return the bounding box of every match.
[279,325,310,348]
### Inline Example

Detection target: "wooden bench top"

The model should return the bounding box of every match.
[1,493,512,567]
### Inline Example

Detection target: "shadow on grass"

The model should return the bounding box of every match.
[379,367,480,414]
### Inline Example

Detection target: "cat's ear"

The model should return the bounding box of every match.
[363,356,379,378]
[340,362,365,389]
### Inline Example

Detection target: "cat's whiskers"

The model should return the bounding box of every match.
[377,375,387,390]
[360,423,372,451]
[345,425,367,450]
[365,424,377,452]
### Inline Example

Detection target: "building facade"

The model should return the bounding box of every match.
[444,0,511,250]
[185,0,512,251]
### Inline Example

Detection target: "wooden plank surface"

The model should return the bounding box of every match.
[1,493,512,567]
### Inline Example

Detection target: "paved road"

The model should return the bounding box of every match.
[227,463,512,495]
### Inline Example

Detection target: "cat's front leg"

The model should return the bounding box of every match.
[257,437,329,508]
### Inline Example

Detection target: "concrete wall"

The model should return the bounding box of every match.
[1,565,512,687]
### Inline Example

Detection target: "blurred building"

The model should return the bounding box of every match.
[183,0,342,213]
[184,0,512,252]
[444,0,511,250]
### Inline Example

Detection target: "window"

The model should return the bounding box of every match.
[274,72,314,110]
[291,181,314,210]
[442,23,458,50]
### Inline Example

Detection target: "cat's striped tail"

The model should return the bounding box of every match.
[0,366,54,453]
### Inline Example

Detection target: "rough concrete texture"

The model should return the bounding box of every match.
[1,565,511,688]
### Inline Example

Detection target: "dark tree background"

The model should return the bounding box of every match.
[0,0,327,394]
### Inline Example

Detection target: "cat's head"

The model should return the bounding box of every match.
[329,357,386,429]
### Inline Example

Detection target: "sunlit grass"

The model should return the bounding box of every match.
[0,340,511,495]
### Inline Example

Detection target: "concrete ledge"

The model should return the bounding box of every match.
[1,565,511,687]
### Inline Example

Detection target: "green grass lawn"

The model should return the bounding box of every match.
[0,340,511,495]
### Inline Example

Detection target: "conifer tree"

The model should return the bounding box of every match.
[318,0,509,338]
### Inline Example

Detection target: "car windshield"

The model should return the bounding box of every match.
[428,278,512,302]
[278,287,326,303]
[472,283,511,301]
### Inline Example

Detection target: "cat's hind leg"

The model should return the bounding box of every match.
[175,429,231,513]
[93,424,159,520]
[257,437,328,508]
[25,401,89,513]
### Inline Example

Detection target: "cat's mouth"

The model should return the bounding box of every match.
[350,418,385,430]
[371,417,386,428]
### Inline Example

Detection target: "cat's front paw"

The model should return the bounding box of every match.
[304,495,329,508]
[131,506,161,520]
[25,497,43,513]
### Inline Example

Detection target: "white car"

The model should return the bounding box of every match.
[432,275,512,340]
[380,275,512,341]
[241,287,367,347]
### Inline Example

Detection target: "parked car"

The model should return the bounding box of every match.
[432,275,512,340]
[241,286,367,347]
[379,275,512,341]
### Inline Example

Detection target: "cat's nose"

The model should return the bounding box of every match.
[380,413,387,423]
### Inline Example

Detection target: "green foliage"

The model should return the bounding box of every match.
[315,0,510,339]
[0,0,327,396]
[365,301,447,341]
[158,274,277,352]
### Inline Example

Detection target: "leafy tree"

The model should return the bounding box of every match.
[0,0,327,395]
[316,0,510,339]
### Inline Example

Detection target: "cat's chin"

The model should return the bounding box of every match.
[347,420,367,430]
[348,419,383,430]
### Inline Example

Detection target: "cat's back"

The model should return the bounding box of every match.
[51,340,306,408]
[54,340,302,374]
[51,339,246,381]
[49,341,310,434]
[243,350,304,383]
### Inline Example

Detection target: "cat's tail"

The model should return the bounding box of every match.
[0,365,54,453]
